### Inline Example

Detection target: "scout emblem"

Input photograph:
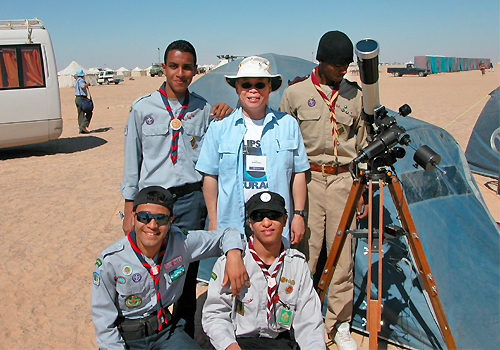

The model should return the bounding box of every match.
[151,265,159,276]
[170,119,182,130]
[277,307,293,327]
[145,116,154,125]
[338,125,346,135]
[307,97,316,107]
[122,265,133,276]
[125,295,142,308]
[132,273,142,283]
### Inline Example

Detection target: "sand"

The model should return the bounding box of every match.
[0,67,498,350]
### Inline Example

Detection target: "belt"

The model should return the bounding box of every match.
[309,162,350,176]
[168,181,202,199]
[116,310,172,341]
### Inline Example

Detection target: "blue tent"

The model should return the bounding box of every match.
[190,53,316,110]
[465,87,500,178]
[351,112,499,349]
[192,55,500,349]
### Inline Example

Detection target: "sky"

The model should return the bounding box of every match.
[3,0,499,70]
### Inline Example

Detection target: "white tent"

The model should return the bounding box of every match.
[116,66,131,77]
[131,66,146,77]
[57,61,97,88]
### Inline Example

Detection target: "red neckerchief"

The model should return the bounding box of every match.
[158,83,190,164]
[248,236,286,320]
[310,66,340,157]
[128,231,168,331]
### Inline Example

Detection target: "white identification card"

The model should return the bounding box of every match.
[246,155,267,172]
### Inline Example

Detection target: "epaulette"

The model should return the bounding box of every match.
[344,79,362,91]
[100,242,126,260]
[189,91,207,103]
[130,93,153,109]
[286,248,307,261]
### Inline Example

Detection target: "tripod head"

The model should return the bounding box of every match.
[352,39,445,179]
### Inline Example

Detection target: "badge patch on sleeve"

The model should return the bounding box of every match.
[169,265,185,281]
[93,272,100,286]
[95,259,102,267]
[211,272,217,280]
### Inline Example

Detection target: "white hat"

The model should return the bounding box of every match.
[225,56,283,91]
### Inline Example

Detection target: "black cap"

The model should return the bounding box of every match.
[246,191,287,216]
[316,30,354,65]
[133,186,174,213]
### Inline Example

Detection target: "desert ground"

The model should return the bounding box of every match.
[0,66,498,350]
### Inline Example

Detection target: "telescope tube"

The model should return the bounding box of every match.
[355,39,380,117]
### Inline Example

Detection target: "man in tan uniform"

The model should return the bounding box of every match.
[280,30,367,350]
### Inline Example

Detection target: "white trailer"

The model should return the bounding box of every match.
[0,18,62,148]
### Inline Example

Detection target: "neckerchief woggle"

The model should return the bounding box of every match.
[128,231,168,331]
[310,67,340,159]
[248,236,286,320]
[158,83,190,165]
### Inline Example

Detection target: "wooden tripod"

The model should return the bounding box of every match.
[316,172,457,349]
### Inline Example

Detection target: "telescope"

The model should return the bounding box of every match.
[353,39,445,174]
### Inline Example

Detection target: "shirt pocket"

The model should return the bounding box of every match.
[275,138,298,172]
[116,278,150,310]
[218,142,239,172]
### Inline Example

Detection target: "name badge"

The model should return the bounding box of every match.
[246,155,267,172]
[168,265,185,281]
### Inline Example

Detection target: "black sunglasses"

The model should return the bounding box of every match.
[240,81,267,90]
[250,210,284,222]
[135,211,171,226]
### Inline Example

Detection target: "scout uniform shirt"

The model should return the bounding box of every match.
[202,245,326,350]
[92,226,244,350]
[280,75,367,166]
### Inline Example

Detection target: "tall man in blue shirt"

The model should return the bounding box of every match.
[121,40,232,337]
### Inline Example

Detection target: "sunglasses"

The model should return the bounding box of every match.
[250,210,284,222]
[135,211,171,226]
[240,81,267,90]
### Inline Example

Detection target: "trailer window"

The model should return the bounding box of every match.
[0,45,45,89]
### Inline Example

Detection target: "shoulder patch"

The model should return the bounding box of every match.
[189,91,207,103]
[95,258,102,267]
[211,272,217,280]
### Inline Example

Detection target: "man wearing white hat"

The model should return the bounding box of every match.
[196,56,309,248]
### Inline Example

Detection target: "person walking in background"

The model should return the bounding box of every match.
[74,69,92,134]
[280,30,368,350]
[196,56,309,248]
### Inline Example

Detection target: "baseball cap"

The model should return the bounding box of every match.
[133,186,174,213]
[245,191,287,216]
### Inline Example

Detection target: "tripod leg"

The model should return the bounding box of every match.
[388,176,457,349]
[316,179,365,303]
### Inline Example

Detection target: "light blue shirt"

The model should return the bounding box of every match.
[121,86,213,200]
[74,77,87,96]
[196,107,309,246]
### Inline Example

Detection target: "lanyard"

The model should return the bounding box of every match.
[310,67,340,159]
[128,231,168,331]
[158,83,190,164]
[248,236,286,320]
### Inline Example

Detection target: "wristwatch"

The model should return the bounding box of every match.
[293,210,307,218]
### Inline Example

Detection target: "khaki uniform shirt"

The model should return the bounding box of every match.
[280,75,367,165]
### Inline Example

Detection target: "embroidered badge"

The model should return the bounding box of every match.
[145,116,154,125]
[280,277,287,283]
[125,295,142,308]
[132,273,142,283]
[338,126,346,136]
[260,193,271,202]
[95,259,102,267]
[93,272,100,286]
[169,265,186,281]
[278,308,292,326]
[129,106,133,112]
[285,285,294,294]
[190,135,197,149]
[116,276,126,284]
[164,255,183,270]
[236,298,245,316]
[122,265,133,276]
[307,97,316,107]
[211,272,217,281]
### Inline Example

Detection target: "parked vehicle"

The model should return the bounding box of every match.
[0,18,62,148]
[150,63,163,77]
[97,70,123,85]
[387,63,430,77]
